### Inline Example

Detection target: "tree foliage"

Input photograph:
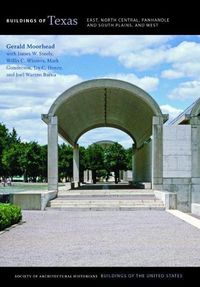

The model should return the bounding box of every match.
[0,123,133,184]
[0,123,20,176]
[104,143,127,183]
[2,143,23,177]
[126,147,133,170]
[79,146,87,182]
[85,144,104,183]
[58,143,73,181]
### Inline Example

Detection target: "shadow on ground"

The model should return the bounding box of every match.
[71,182,145,190]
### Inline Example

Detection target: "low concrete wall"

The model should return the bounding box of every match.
[10,190,57,210]
[10,193,41,210]
[154,190,177,210]
[162,178,191,212]
[191,203,200,217]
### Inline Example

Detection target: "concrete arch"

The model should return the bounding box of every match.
[48,79,163,148]
[75,123,136,147]
[49,78,162,116]
[43,78,165,190]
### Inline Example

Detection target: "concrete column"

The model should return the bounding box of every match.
[191,116,200,203]
[132,143,136,182]
[73,144,79,184]
[134,141,152,183]
[152,116,163,189]
[123,171,127,182]
[48,116,58,191]
[88,170,92,183]
[83,170,87,183]
[119,170,123,181]
[191,117,200,178]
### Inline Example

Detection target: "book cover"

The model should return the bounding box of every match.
[0,8,199,284]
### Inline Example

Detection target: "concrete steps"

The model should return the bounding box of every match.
[57,189,155,197]
[48,189,164,211]
[50,200,164,211]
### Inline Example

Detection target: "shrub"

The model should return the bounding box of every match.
[0,204,22,231]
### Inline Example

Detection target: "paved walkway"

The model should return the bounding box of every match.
[0,210,200,266]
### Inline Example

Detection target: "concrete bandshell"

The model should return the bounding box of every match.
[48,79,163,148]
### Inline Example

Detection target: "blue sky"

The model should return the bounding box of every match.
[0,35,200,147]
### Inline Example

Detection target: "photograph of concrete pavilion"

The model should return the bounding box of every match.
[0,35,200,267]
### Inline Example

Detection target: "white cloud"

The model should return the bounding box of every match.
[171,62,200,79]
[119,40,200,75]
[161,69,184,79]
[118,47,167,70]
[160,104,182,121]
[0,35,173,71]
[0,35,172,56]
[0,65,83,98]
[2,36,200,79]
[167,41,200,63]
[1,36,200,144]
[0,64,84,143]
[168,81,200,100]
[6,119,47,144]
[103,73,159,92]
[161,41,200,79]
[118,40,200,74]
[0,106,40,121]
[0,64,83,111]
[0,62,160,144]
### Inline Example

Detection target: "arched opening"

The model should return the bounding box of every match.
[42,79,165,191]
[77,127,133,148]
[78,127,133,185]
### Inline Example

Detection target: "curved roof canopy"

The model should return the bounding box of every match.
[46,79,164,148]
[169,97,200,125]
[191,97,200,118]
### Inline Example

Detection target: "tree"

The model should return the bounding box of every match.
[79,146,87,183]
[38,145,47,182]
[8,128,21,146]
[1,127,23,178]
[104,142,127,183]
[18,142,42,181]
[0,122,133,185]
[86,144,104,184]
[126,147,133,170]
[2,142,23,177]
[58,143,73,181]
[0,123,10,176]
